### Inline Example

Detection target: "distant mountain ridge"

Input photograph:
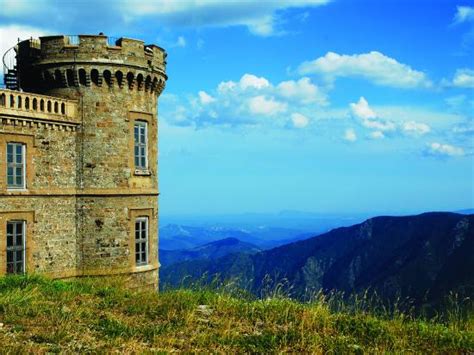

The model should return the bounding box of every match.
[161,212,474,308]
[160,238,261,267]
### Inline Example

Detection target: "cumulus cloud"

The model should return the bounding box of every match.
[160,73,328,128]
[239,74,270,90]
[119,0,330,36]
[198,91,215,104]
[369,131,385,139]
[401,121,431,136]
[291,113,309,128]
[426,142,465,157]
[343,128,357,142]
[349,97,436,140]
[350,97,396,132]
[277,77,328,105]
[298,51,432,89]
[248,95,287,116]
[453,6,474,24]
[451,68,474,88]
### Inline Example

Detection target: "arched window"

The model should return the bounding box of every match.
[0,93,5,106]
[152,77,158,92]
[66,69,75,87]
[47,100,52,112]
[54,69,62,87]
[91,69,99,86]
[79,69,87,86]
[33,98,37,110]
[115,71,123,88]
[103,70,112,87]
[25,97,30,109]
[44,71,53,84]
[127,72,134,89]
[145,75,152,92]
[61,103,66,115]
[40,99,44,112]
[136,73,144,90]
[10,95,14,108]
[17,96,22,109]
[54,101,59,113]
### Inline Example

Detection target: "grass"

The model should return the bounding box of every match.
[0,275,472,353]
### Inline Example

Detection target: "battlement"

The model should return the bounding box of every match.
[18,34,166,74]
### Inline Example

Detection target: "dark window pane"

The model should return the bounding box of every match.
[7,251,13,263]
[16,153,22,164]
[16,176,22,185]
[16,235,22,246]
[16,144,22,155]
[7,223,13,235]
[7,144,12,154]
[7,153,13,163]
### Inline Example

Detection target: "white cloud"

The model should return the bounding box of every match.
[0,25,48,75]
[198,91,215,104]
[343,128,357,142]
[350,96,377,120]
[427,142,465,157]
[369,131,385,139]
[350,97,396,132]
[176,36,186,47]
[453,6,474,24]
[298,51,432,89]
[248,95,287,116]
[161,72,331,128]
[452,68,474,88]
[277,77,328,105]
[291,113,309,128]
[402,121,431,136]
[119,0,330,36]
[239,74,270,90]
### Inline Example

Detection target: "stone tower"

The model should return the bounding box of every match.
[0,34,166,288]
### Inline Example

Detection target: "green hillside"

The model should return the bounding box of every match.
[0,276,472,352]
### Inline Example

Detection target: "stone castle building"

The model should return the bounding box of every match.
[0,34,166,289]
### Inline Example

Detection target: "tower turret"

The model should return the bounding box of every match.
[14,34,167,288]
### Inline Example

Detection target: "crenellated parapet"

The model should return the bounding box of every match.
[16,34,167,95]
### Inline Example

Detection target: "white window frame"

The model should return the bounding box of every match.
[134,121,148,170]
[6,142,26,190]
[135,217,149,266]
[6,220,26,274]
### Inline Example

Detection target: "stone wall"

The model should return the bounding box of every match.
[0,34,166,290]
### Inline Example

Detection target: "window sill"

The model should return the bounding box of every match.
[134,169,151,176]
[6,188,28,193]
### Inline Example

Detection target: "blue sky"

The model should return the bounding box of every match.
[1,0,473,215]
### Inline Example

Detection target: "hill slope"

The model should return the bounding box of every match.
[0,276,472,352]
[160,238,261,267]
[161,212,474,307]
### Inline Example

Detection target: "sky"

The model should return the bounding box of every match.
[0,0,473,216]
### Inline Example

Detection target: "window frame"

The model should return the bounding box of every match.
[6,142,26,190]
[134,121,148,171]
[6,220,26,275]
[135,216,149,266]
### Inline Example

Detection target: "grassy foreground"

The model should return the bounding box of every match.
[0,276,472,353]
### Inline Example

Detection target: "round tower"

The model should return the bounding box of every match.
[16,34,167,288]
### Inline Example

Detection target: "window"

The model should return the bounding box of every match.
[7,143,26,189]
[134,121,147,170]
[135,217,148,266]
[6,221,25,274]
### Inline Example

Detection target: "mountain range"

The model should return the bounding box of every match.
[160,237,261,267]
[160,212,474,308]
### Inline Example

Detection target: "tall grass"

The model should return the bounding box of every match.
[0,275,472,352]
